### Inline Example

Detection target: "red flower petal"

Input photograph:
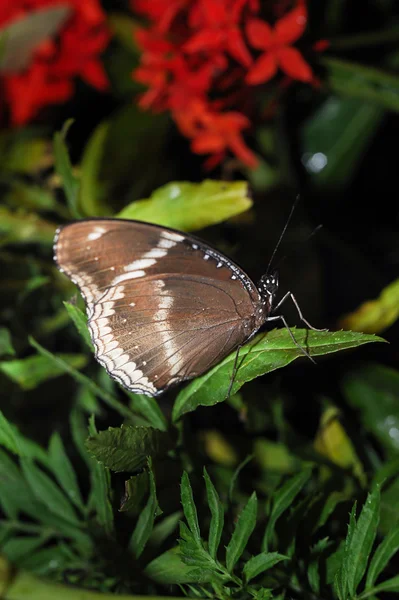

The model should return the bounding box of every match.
[275,2,307,45]
[192,131,226,153]
[81,60,109,90]
[245,53,277,85]
[229,134,258,167]
[226,28,252,67]
[277,46,313,81]
[313,39,330,52]
[246,18,273,50]
[184,29,225,53]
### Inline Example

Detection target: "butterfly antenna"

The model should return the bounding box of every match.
[266,194,301,275]
[273,223,323,272]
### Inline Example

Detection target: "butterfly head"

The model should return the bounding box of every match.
[258,271,279,307]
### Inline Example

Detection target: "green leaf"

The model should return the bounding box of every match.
[366,524,399,589]
[342,364,399,456]
[29,337,134,419]
[146,548,206,584]
[335,502,358,600]
[149,511,183,548]
[339,278,399,334]
[118,180,252,232]
[129,459,160,557]
[262,469,311,551]
[0,351,88,390]
[53,120,81,218]
[243,552,288,583]
[0,410,20,455]
[300,95,383,192]
[0,328,15,356]
[63,302,93,350]
[85,425,171,472]
[180,472,201,543]
[308,538,332,594]
[48,432,84,512]
[322,56,399,112]
[127,392,168,431]
[346,486,380,597]
[203,468,224,559]
[119,471,148,513]
[2,535,46,563]
[364,575,399,595]
[87,416,114,536]
[79,121,110,217]
[20,458,80,527]
[226,492,257,573]
[172,329,383,421]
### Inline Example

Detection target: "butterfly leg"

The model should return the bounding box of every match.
[226,344,242,399]
[266,314,316,364]
[272,291,326,331]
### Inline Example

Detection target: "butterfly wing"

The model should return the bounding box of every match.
[54,219,265,395]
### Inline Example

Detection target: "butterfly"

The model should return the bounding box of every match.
[54,219,319,396]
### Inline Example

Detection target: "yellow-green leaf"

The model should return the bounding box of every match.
[339,278,399,333]
[117,180,252,231]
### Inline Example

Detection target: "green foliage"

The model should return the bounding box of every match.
[1,126,398,599]
[173,329,383,420]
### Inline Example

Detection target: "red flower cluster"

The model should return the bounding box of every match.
[132,0,322,168]
[0,0,110,125]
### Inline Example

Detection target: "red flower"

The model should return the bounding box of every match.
[0,0,110,126]
[131,0,325,168]
[246,1,314,84]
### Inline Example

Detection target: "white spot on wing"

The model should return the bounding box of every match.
[125,258,156,271]
[87,226,106,241]
[161,230,184,242]
[112,271,146,285]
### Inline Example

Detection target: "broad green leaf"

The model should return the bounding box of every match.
[300,95,383,192]
[30,337,133,419]
[87,416,114,536]
[366,575,399,595]
[79,121,110,217]
[0,410,20,455]
[0,206,55,245]
[146,548,206,585]
[262,469,311,551]
[226,492,257,572]
[0,5,71,72]
[323,57,399,112]
[53,121,81,218]
[20,458,80,527]
[127,392,168,431]
[314,405,365,485]
[129,460,160,557]
[0,352,88,390]
[181,472,201,543]
[85,425,171,472]
[341,364,399,456]
[119,471,148,513]
[339,278,399,334]
[118,180,252,232]
[173,329,383,421]
[366,524,399,589]
[48,432,84,512]
[149,511,182,548]
[346,486,380,597]
[0,328,15,356]
[203,468,224,559]
[243,552,288,583]
[63,302,93,350]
